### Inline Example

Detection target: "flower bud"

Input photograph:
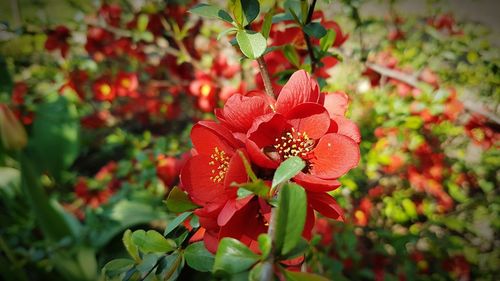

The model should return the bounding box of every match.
[0,104,28,150]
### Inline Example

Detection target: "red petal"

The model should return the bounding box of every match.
[293,172,341,192]
[217,195,254,226]
[219,198,267,241]
[245,138,279,169]
[275,70,320,115]
[329,115,361,143]
[310,133,360,179]
[324,91,349,116]
[191,121,241,155]
[246,113,288,169]
[203,230,219,253]
[303,205,316,240]
[180,155,229,206]
[285,103,331,139]
[307,192,344,221]
[219,94,273,133]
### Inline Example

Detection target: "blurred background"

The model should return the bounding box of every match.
[0,0,498,280]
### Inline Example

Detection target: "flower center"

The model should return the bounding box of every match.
[273,128,315,160]
[200,84,212,97]
[100,84,111,96]
[121,78,131,88]
[208,147,230,183]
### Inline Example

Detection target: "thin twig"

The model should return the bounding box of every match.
[366,62,420,87]
[257,56,276,98]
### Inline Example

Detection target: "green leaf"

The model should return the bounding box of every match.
[156,252,184,280]
[213,237,260,275]
[284,269,330,281]
[283,45,300,67]
[218,27,238,41]
[274,183,307,256]
[248,262,263,281]
[320,29,336,51]
[122,230,140,262]
[137,14,149,32]
[229,0,260,26]
[261,9,274,38]
[184,242,215,272]
[166,186,200,213]
[20,155,73,241]
[303,22,327,39]
[164,212,192,236]
[272,156,305,188]
[233,180,270,198]
[236,30,267,59]
[258,234,271,260]
[131,230,177,253]
[101,259,134,278]
[189,3,234,23]
[29,96,79,181]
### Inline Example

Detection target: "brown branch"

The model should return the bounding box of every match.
[257,56,276,99]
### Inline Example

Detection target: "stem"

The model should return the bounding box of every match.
[257,56,276,99]
[261,205,278,281]
[302,0,318,72]
[9,0,21,28]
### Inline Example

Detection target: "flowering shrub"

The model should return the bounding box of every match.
[0,0,498,281]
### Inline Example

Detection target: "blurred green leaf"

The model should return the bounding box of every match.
[30,96,79,181]
[184,241,214,272]
[164,212,192,236]
[284,270,330,281]
[131,230,177,253]
[165,186,199,213]
[189,3,233,23]
[303,22,327,39]
[123,230,140,263]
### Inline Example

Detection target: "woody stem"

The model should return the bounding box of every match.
[303,0,318,72]
[261,203,278,281]
[257,56,276,99]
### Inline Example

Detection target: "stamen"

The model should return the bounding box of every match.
[273,129,315,160]
[208,147,230,183]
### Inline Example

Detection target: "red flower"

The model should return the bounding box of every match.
[115,72,139,97]
[189,73,218,112]
[93,76,116,101]
[60,70,88,100]
[181,122,271,252]
[85,27,115,61]
[181,121,246,209]
[45,25,71,57]
[11,82,28,105]
[98,4,121,27]
[243,71,360,192]
[75,178,115,209]
[156,154,188,187]
[81,111,110,129]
